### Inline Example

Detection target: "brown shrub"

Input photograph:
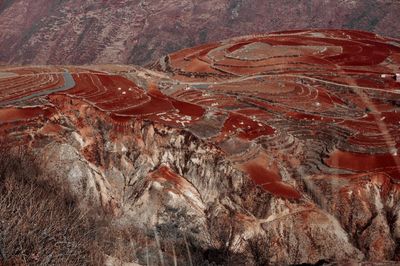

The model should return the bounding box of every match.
[0,143,103,265]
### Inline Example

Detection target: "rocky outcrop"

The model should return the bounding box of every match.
[30,111,367,265]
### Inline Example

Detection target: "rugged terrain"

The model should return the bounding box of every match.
[0,29,400,265]
[1,0,400,65]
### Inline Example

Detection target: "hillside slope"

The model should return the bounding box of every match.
[0,29,400,264]
[0,0,400,65]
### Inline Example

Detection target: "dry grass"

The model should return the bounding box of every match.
[0,143,103,265]
[0,141,165,265]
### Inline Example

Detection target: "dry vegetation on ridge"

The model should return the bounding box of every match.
[0,141,261,265]
[0,141,104,265]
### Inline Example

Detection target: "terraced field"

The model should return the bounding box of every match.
[1,29,400,199]
[159,29,400,197]
[1,29,400,263]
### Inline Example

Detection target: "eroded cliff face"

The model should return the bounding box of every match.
[0,30,400,264]
[29,105,365,265]
[24,101,399,264]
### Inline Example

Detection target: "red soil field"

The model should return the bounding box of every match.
[1,29,400,199]
[326,149,400,180]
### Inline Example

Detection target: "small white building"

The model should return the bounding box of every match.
[396,73,400,82]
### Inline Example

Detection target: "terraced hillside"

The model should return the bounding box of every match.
[1,0,400,65]
[1,29,400,264]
